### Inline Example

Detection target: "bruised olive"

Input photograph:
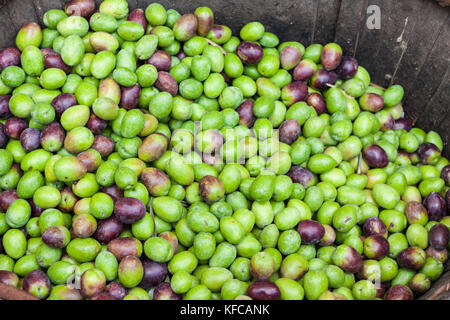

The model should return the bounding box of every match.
[80,268,107,298]
[279,119,301,145]
[87,114,107,135]
[5,117,27,139]
[297,220,325,244]
[0,48,21,71]
[120,84,141,110]
[409,273,431,295]
[281,81,308,106]
[173,14,198,41]
[91,292,115,300]
[247,280,281,300]
[363,235,389,260]
[280,45,302,70]
[321,43,342,71]
[40,122,65,152]
[138,133,169,162]
[92,135,115,158]
[393,118,413,131]
[155,71,178,96]
[128,9,147,30]
[287,166,315,188]
[424,192,446,221]
[65,0,95,18]
[332,244,363,273]
[363,217,387,237]
[77,149,101,172]
[114,197,146,224]
[359,93,384,113]
[426,246,448,263]
[106,281,127,300]
[397,247,426,270]
[418,143,441,165]
[293,59,316,81]
[306,92,327,115]
[0,95,11,119]
[237,100,256,127]
[107,237,142,260]
[42,226,70,248]
[72,213,97,238]
[237,42,263,65]
[363,144,389,168]
[22,269,51,299]
[95,217,123,244]
[153,282,181,300]
[147,51,172,72]
[0,270,19,287]
[405,202,428,225]
[195,7,214,36]
[385,284,413,300]
[20,128,41,152]
[335,56,358,80]
[58,188,78,213]
[199,175,225,203]
[310,70,338,90]
[141,167,171,197]
[428,224,449,251]
[140,260,168,289]
[51,93,77,118]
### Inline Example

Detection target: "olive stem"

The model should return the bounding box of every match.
[205,39,227,55]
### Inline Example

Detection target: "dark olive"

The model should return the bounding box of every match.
[280,46,302,70]
[0,190,19,212]
[155,71,178,97]
[0,95,11,119]
[176,50,187,61]
[0,123,7,148]
[72,213,97,238]
[128,8,147,30]
[321,44,342,71]
[360,93,385,112]
[77,149,100,172]
[335,56,358,80]
[375,282,388,299]
[199,175,225,203]
[310,70,338,90]
[0,270,19,287]
[42,50,71,74]
[141,167,171,197]
[40,122,65,152]
[306,92,327,115]
[51,93,78,118]
[385,284,413,300]
[405,201,428,225]
[120,84,141,110]
[114,197,146,224]
[29,199,44,217]
[106,281,127,300]
[440,165,450,185]
[237,100,256,127]
[423,192,446,221]
[426,246,448,263]
[409,273,431,295]
[363,217,387,237]
[363,144,389,168]
[102,185,124,203]
[279,119,301,145]
[236,41,263,65]
[153,282,181,300]
[42,226,69,248]
[140,260,168,289]
[417,143,441,165]
[65,0,96,18]
[282,81,308,105]
[147,51,172,72]
[87,114,107,135]
[22,269,51,299]
[397,247,426,270]
[95,217,123,244]
[91,292,115,300]
[92,135,115,158]
[5,117,27,139]
[247,280,281,300]
[0,47,21,71]
[393,118,413,131]
[59,187,78,213]
[107,237,142,260]
[428,224,449,251]
[20,128,41,152]
[297,219,325,244]
[293,60,316,81]
[364,235,390,260]
[287,166,315,188]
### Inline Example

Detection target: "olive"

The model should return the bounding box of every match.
[287,166,315,188]
[310,70,338,90]
[237,100,256,127]
[440,165,450,185]
[147,50,172,72]
[114,197,146,224]
[428,224,449,251]
[293,59,317,81]
[247,280,281,300]
[22,269,51,299]
[236,42,263,65]
[102,185,124,203]
[418,143,441,165]
[363,144,389,168]
[106,281,127,300]
[0,95,11,119]
[306,92,327,115]
[363,217,387,237]
[95,217,123,244]
[42,226,70,248]
[128,9,147,30]
[321,43,342,71]
[359,93,384,112]
[107,237,142,260]
[40,122,65,152]
[20,128,41,152]
[5,117,27,139]
[0,47,21,71]
[140,260,168,289]
[29,199,44,217]
[297,220,325,244]
[199,175,225,203]
[155,71,178,97]
[87,114,107,135]
[120,84,141,110]
[0,270,19,287]
[0,123,6,148]
[91,292,115,300]
[153,282,181,300]
[384,284,413,300]
[0,190,19,212]
[58,188,78,213]
[405,202,428,225]
[335,56,358,80]
[42,50,71,74]
[397,247,426,270]
[280,45,302,70]
[51,94,78,118]
[423,192,446,221]
[393,118,413,131]
[92,135,115,158]
[279,119,301,145]
[65,0,96,18]
[364,235,390,259]
[426,246,448,263]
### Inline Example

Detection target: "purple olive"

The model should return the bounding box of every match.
[138,133,169,162]
[405,202,428,225]
[335,56,358,80]
[20,128,41,152]
[375,282,388,299]
[91,292,115,300]
[107,237,142,260]
[22,270,51,299]
[71,213,97,238]
[279,119,301,145]
[236,41,263,65]
[0,270,19,287]
[102,185,123,203]
[42,226,70,248]
[360,93,385,112]
[173,14,198,42]
[106,282,127,300]
[440,165,450,185]
[176,50,187,61]
[319,225,336,246]
[120,84,141,110]
[280,45,302,70]
[333,244,363,273]
[42,50,71,74]
[114,197,146,224]
[140,260,168,289]
[221,72,233,85]
[363,144,389,168]
[293,59,316,81]
[446,190,450,213]
[77,149,101,172]
[363,217,387,237]
[153,282,181,300]
[0,95,11,119]
[281,81,308,106]
[147,50,172,71]
[247,280,281,300]
[65,0,95,18]
[287,166,315,188]
[29,199,44,217]
[377,111,394,131]
[418,143,441,165]
[87,114,107,134]
[95,217,123,244]
[128,8,147,30]
[393,118,413,131]
[297,220,325,244]
[199,175,225,203]
[0,123,6,148]
[429,224,449,251]
[321,43,343,71]
[397,247,426,270]
[92,135,115,158]
[5,117,27,139]
[40,122,65,152]
[306,92,327,115]
[160,232,178,254]
[426,246,448,263]
[58,187,78,213]
[202,153,223,167]
[385,284,413,300]
[364,235,390,259]
[310,70,338,90]
[409,273,431,295]
[141,167,171,197]
[424,192,446,221]
[155,71,178,97]
[237,100,256,127]
[0,48,20,71]
[0,190,19,212]
[51,93,78,118]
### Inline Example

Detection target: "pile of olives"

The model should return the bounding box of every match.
[0,0,448,300]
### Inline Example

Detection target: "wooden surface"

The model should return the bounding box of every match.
[0,0,448,300]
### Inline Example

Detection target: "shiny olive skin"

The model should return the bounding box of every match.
[297,220,325,244]
[114,197,146,224]
[247,280,281,300]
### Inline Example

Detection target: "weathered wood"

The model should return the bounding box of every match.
[313,0,341,44]
[3,0,39,30]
